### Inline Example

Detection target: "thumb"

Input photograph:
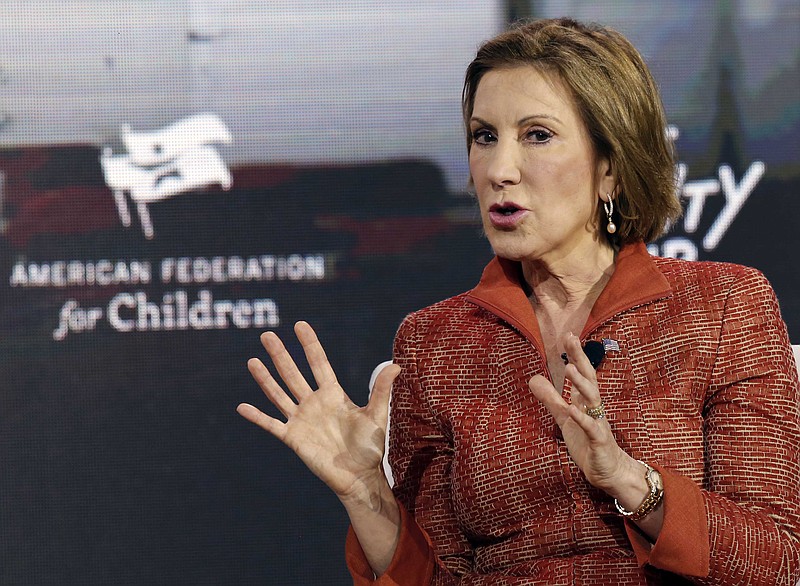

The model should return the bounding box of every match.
[366,362,401,428]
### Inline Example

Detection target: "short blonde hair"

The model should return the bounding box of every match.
[463,18,681,244]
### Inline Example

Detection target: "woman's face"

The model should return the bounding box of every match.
[468,66,615,265]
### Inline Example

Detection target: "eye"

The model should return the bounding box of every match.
[524,129,553,143]
[471,128,496,145]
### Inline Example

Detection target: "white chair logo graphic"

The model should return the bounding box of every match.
[101,113,232,239]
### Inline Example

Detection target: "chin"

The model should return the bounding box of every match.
[492,248,538,263]
[486,233,539,262]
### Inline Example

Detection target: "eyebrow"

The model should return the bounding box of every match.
[469,114,563,127]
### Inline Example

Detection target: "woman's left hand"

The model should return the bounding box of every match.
[528,332,635,495]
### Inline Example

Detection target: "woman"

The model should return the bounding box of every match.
[237,18,800,585]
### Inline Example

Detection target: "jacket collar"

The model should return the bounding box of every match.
[464,241,672,353]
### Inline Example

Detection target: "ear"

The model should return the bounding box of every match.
[596,156,617,202]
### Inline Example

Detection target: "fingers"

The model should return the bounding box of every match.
[566,402,608,441]
[247,357,298,417]
[528,371,607,439]
[562,333,595,379]
[528,374,571,426]
[236,402,287,441]
[294,321,338,388]
[562,333,602,409]
[259,329,314,401]
[366,363,401,429]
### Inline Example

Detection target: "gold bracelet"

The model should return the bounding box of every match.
[614,460,664,521]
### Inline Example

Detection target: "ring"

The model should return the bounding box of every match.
[585,401,606,420]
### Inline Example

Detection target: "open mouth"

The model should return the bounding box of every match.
[488,202,527,228]
[490,203,523,215]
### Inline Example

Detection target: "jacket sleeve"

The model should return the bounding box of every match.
[345,312,473,585]
[625,266,800,585]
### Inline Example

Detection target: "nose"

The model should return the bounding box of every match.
[485,139,521,188]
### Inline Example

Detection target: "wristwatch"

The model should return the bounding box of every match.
[614,460,664,521]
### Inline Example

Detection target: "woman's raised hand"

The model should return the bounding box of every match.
[237,321,401,501]
[529,332,664,538]
[528,332,635,494]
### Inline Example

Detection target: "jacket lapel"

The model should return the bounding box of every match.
[464,241,673,352]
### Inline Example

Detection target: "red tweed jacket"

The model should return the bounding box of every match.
[347,242,800,585]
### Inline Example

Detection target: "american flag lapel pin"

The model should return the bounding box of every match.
[602,338,620,352]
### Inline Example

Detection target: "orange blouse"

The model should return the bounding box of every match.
[347,242,800,585]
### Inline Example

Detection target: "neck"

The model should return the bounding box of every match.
[522,242,616,310]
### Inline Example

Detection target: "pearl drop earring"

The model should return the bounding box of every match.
[604,194,617,234]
